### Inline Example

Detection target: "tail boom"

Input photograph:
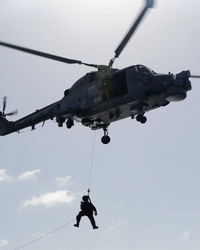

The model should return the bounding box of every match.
[0,115,12,135]
[0,102,59,136]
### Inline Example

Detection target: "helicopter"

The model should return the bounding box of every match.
[0,0,199,144]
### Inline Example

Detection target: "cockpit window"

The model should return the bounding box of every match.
[137,65,155,76]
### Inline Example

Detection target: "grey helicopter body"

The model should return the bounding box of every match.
[0,0,198,144]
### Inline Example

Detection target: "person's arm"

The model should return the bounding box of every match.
[91,203,97,215]
[88,196,97,215]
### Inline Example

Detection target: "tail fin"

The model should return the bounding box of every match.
[0,115,10,135]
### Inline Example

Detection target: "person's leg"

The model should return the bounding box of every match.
[74,211,84,227]
[88,214,98,229]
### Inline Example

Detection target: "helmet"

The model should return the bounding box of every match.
[82,195,89,201]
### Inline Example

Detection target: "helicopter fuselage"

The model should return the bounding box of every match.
[0,64,191,138]
[63,64,191,129]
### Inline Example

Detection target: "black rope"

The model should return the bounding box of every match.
[88,131,96,191]
[12,218,75,250]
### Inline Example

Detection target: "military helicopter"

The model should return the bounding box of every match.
[0,0,199,144]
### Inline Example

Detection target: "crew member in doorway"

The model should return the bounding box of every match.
[74,195,98,229]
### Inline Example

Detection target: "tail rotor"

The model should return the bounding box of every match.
[1,96,18,117]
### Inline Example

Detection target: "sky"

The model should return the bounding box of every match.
[0,0,200,250]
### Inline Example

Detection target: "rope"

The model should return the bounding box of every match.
[12,218,75,250]
[88,131,96,191]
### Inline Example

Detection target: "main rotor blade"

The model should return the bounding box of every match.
[190,75,200,78]
[6,110,18,116]
[3,96,7,114]
[0,41,98,68]
[109,0,154,67]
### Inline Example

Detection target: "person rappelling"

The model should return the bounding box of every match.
[74,190,98,229]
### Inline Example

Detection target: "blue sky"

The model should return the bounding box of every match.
[0,0,200,250]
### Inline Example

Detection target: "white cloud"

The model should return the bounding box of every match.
[22,190,75,208]
[18,169,41,181]
[55,176,72,187]
[0,169,13,182]
[106,221,128,232]
[0,169,42,183]
[178,231,190,241]
[0,240,8,247]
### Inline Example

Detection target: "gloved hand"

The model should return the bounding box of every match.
[95,211,97,216]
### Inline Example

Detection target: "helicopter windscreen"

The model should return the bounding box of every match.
[136,65,156,76]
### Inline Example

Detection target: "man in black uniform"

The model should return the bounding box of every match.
[74,195,98,229]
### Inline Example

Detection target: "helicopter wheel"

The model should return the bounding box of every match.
[101,135,111,144]
[136,114,147,124]
[56,116,65,127]
[140,116,147,124]
[101,125,111,144]
[58,122,63,127]
[66,118,74,129]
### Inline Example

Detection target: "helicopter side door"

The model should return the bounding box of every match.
[86,72,102,105]
[80,70,128,114]
[87,70,128,106]
[109,70,128,100]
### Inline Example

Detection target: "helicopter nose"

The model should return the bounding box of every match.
[176,70,192,91]
[165,71,191,102]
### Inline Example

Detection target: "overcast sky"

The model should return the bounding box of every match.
[0,0,200,250]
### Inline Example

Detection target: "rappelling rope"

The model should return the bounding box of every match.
[12,218,75,250]
[88,131,96,191]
